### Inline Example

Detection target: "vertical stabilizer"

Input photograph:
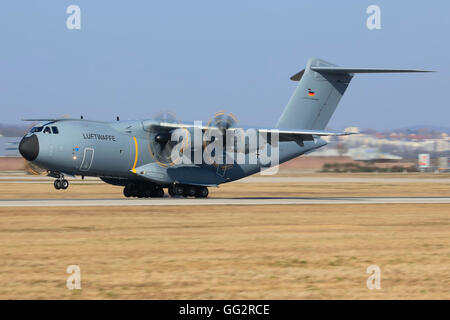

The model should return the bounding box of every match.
[275,58,352,130]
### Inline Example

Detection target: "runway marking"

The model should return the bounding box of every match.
[0,197,449,207]
[239,177,450,184]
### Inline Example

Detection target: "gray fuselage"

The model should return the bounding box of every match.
[20,119,326,187]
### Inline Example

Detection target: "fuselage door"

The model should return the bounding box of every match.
[80,147,94,171]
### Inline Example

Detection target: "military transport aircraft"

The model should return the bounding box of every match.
[18,58,430,198]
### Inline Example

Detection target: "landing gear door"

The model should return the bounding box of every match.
[80,147,94,171]
[216,164,229,177]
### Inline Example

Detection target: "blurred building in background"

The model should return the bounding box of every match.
[284,127,449,172]
[0,135,23,171]
[0,136,21,157]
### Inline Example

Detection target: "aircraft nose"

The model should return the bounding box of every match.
[19,134,39,161]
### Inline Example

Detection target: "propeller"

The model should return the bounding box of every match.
[211,111,237,131]
[153,110,178,123]
[148,111,181,165]
[204,111,239,166]
[148,132,179,165]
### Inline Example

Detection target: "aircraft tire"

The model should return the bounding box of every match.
[168,186,175,197]
[195,186,208,198]
[61,179,69,190]
[173,185,184,196]
[151,188,164,198]
[184,186,197,197]
[123,186,132,198]
[144,190,153,198]
[54,180,61,190]
[136,189,145,198]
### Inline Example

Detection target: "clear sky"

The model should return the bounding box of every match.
[0,1,448,130]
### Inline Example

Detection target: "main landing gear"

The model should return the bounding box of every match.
[122,183,209,199]
[168,184,209,198]
[123,183,164,198]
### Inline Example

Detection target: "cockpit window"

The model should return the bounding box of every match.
[51,126,59,134]
[43,127,51,134]
[30,126,43,133]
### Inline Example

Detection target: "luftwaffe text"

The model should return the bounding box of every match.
[82,133,116,141]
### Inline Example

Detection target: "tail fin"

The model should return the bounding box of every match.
[275,58,432,130]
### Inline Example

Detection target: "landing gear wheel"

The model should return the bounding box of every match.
[136,189,145,198]
[61,179,69,190]
[171,185,184,197]
[184,186,197,197]
[54,180,61,190]
[195,186,209,198]
[168,186,175,197]
[151,188,164,198]
[144,190,153,198]
[123,186,132,198]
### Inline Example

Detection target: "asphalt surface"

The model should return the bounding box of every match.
[0,176,449,184]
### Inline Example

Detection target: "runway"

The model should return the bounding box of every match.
[0,197,449,207]
[0,175,449,184]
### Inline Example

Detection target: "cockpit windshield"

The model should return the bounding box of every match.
[29,126,43,133]
[29,125,60,134]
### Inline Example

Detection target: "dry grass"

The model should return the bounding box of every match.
[0,176,448,299]
[0,204,449,299]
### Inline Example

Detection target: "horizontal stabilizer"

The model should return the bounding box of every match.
[310,67,434,74]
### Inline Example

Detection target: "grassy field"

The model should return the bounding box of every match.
[0,174,448,299]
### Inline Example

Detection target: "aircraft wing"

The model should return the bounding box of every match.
[257,128,355,136]
[22,118,80,121]
[144,120,356,143]
[258,128,355,143]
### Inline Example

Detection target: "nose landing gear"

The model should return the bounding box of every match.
[53,176,69,190]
